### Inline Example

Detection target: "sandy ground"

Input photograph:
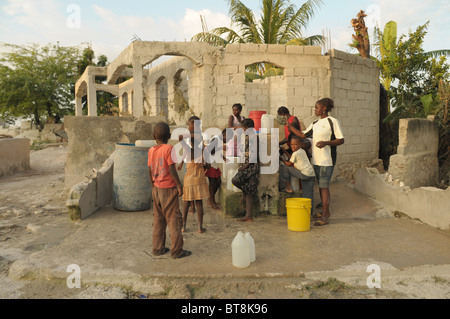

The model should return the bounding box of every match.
[0,145,449,300]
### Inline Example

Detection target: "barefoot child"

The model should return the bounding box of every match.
[148,122,191,259]
[204,134,223,210]
[178,116,203,215]
[231,119,260,223]
[178,116,209,233]
[279,136,316,213]
[180,135,210,233]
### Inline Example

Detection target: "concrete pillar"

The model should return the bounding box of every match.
[75,96,82,116]
[87,75,97,117]
[133,59,144,117]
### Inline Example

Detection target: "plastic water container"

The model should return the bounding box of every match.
[232,231,250,268]
[261,114,275,130]
[245,232,256,262]
[227,168,242,193]
[113,143,152,212]
[249,111,267,132]
[286,198,312,232]
[135,140,156,148]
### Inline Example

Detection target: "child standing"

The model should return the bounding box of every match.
[231,118,260,223]
[148,122,191,259]
[178,116,203,215]
[180,135,210,233]
[279,136,316,214]
[204,134,222,210]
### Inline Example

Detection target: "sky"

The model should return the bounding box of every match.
[0,0,449,63]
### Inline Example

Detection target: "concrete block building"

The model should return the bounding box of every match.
[75,41,380,166]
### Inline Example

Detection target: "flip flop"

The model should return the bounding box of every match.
[314,218,329,226]
[172,250,192,259]
[154,247,170,256]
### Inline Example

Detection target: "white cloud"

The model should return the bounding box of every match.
[2,0,64,29]
[373,0,450,51]
[180,8,231,40]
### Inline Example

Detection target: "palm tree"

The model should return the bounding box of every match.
[192,0,324,79]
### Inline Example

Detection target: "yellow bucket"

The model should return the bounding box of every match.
[286,198,311,232]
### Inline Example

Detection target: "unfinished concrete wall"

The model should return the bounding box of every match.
[355,167,450,231]
[0,138,30,178]
[75,42,380,168]
[329,49,380,164]
[389,118,439,188]
[64,116,165,190]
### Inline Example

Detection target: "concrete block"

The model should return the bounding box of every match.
[240,44,261,53]
[225,44,241,54]
[0,138,30,178]
[267,44,286,54]
[303,46,322,55]
[397,119,439,155]
[66,180,98,221]
[286,45,304,54]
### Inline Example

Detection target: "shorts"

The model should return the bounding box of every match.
[313,165,334,189]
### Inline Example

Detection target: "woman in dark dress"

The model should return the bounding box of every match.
[231,118,260,222]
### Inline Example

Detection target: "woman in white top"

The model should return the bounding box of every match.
[288,98,344,226]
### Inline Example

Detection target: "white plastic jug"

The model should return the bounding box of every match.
[245,232,256,262]
[232,231,250,268]
[135,140,156,148]
[261,114,275,130]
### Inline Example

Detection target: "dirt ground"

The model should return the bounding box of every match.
[0,145,449,300]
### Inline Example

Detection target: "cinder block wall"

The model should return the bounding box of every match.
[329,49,380,164]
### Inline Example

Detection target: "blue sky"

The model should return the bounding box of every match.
[1,0,449,62]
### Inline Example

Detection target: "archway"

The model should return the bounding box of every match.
[156,76,168,117]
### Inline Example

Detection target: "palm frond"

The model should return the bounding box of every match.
[424,50,450,58]
[228,0,262,43]
[191,32,228,46]
[279,0,323,44]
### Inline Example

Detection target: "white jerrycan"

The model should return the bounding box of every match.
[245,232,256,263]
[231,231,250,268]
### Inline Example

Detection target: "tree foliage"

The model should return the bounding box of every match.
[192,0,324,80]
[0,42,81,126]
[374,22,449,122]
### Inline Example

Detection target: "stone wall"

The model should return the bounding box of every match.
[389,119,439,189]
[0,138,30,178]
[64,116,165,190]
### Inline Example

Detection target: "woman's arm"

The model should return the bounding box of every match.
[287,123,306,139]
[228,115,234,128]
[316,138,345,149]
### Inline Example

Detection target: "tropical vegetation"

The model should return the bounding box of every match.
[192,0,324,81]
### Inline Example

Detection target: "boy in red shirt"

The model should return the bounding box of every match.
[148,122,191,259]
